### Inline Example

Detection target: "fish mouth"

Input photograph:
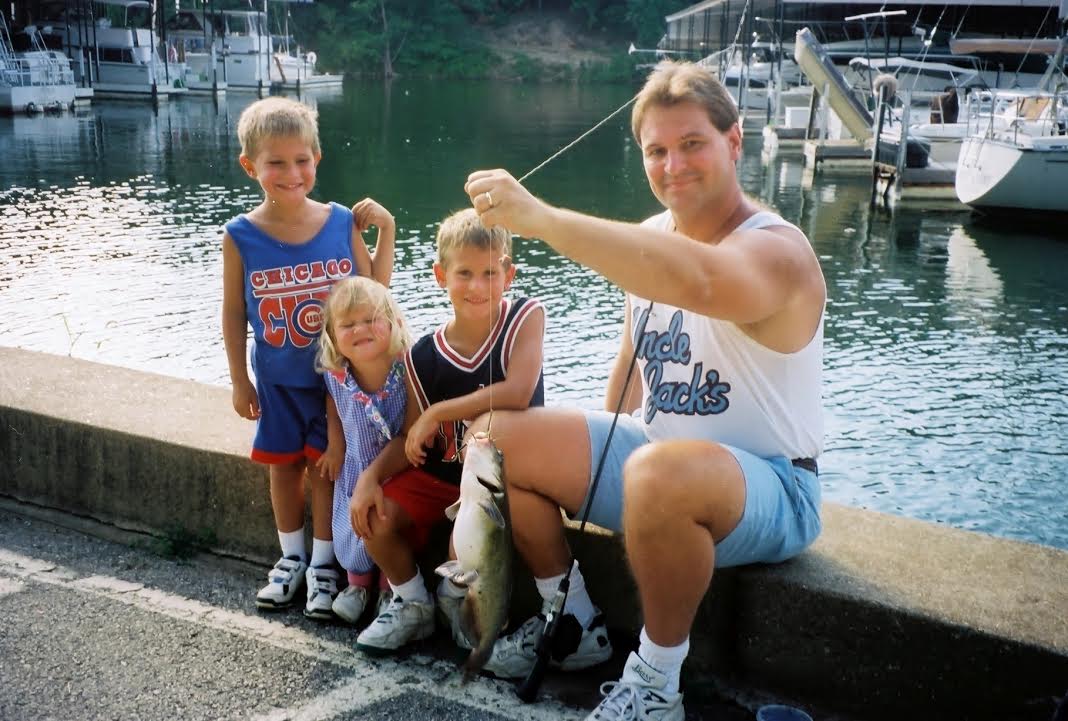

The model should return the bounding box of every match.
[475,475,501,493]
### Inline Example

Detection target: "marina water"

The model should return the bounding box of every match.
[1,79,1066,551]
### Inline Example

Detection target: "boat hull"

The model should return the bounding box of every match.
[956,135,1068,212]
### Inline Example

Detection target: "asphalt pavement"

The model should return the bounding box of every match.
[0,504,792,721]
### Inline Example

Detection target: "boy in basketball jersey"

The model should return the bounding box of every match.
[347,208,546,654]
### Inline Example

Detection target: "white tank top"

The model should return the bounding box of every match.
[627,210,823,459]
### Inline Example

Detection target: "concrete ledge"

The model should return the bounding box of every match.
[2,347,1066,720]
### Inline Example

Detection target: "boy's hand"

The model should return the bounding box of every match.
[405,412,438,467]
[353,198,395,234]
[316,444,344,482]
[350,473,386,540]
[231,379,260,420]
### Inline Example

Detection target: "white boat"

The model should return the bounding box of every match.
[846,56,981,102]
[1,17,76,114]
[699,42,802,112]
[38,0,186,99]
[167,9,341,91]
[956,90,1068,212]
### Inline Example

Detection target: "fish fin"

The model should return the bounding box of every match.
[461,599,493,681]
[434,560,479,586]
[444,500,461,521]
[478,500,507,530]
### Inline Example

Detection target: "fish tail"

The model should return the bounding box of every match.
[462,641,494,679]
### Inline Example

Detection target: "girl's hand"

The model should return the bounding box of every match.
[350,473,386,539]
[404,412,438,466]
[231,379,260,420]
[316,444,343,482]
[353,198,395,234]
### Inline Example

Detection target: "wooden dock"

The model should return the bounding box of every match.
[803,139,870,167]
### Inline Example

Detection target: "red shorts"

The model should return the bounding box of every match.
[381,468,459,551]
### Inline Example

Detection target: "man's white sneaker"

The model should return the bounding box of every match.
[355,595,434,655]
[255,556,308,610]
[585,652,684,721]
[332,585,369,624]
[482,601,612,679]
[303,566,340,620]
[436,590,474,650]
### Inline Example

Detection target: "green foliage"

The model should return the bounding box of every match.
[287,0,688,79]
[143,524,218,561]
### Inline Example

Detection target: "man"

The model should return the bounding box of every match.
[460,60,826,721]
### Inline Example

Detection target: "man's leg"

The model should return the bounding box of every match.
[622,439,746,646]
[467,407,593,578]
[466,407,636,677]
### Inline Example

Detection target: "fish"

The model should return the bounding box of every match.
[435,431,512,680]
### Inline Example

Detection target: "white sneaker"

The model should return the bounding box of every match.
[585,652,684,721]
[303,566,340,620]
[356,595,434,655]
[332,585,369,624]
[255,556,308,610]
[375,588,393,618]
[436,590,474,650]
[482,601,612,679]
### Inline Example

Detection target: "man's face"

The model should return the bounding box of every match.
[638,102,741,216]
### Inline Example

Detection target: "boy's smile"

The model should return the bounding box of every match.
[240,135,320,206]
[434,245,516,326]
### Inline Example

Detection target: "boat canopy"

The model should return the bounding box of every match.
[950,38,1064,54]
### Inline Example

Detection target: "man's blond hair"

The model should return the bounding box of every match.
[318,277,411,373]
[237,96,321,159]
[435,208,512,267]
[631,60,739,142]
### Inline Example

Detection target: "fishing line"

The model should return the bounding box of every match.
[462,83,654,700]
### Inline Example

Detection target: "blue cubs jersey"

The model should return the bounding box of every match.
[226,202,355,388]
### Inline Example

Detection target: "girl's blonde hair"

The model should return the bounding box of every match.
[318,277,411,372]
[237,96,321,160]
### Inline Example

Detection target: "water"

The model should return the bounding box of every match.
[2,79,1066,551]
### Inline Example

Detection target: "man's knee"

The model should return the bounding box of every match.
[622,442,737,510]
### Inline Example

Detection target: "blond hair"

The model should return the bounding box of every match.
[237,96,321,160]
[318,277,411,373]
[435,208,512,267]
[631,60,739,142]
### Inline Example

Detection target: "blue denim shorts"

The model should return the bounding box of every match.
[574,410,822,568]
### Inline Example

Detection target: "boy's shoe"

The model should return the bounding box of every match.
[255,556,308,610]
[585,652,684,721]
[482,601,612,679]
[375,588,394,618]
[435,589,474,650]
[332,585,370,625]
[355,595,434,655]
[303,566,340,620]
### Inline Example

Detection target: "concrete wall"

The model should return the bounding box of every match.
[2,347,1066,721]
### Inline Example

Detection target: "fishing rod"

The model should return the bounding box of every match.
[515,304,651,702]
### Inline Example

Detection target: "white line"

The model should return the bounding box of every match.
[0,549,583,721]
[0,576,25,597]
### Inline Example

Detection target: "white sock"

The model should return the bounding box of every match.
[438,577,466,599]
[637,626,689,695]
[278,529,306,562]
[389,569,431,605]
[535,562,595,629]
[310,538,335,568]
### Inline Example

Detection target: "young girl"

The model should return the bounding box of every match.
[318,276,451,626]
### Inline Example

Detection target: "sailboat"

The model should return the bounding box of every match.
[955,37,1068,212]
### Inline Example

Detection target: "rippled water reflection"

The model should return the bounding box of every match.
[1,80,1066,550]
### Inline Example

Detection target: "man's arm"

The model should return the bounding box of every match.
[605,294,643,414]
[465,170,813,326]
